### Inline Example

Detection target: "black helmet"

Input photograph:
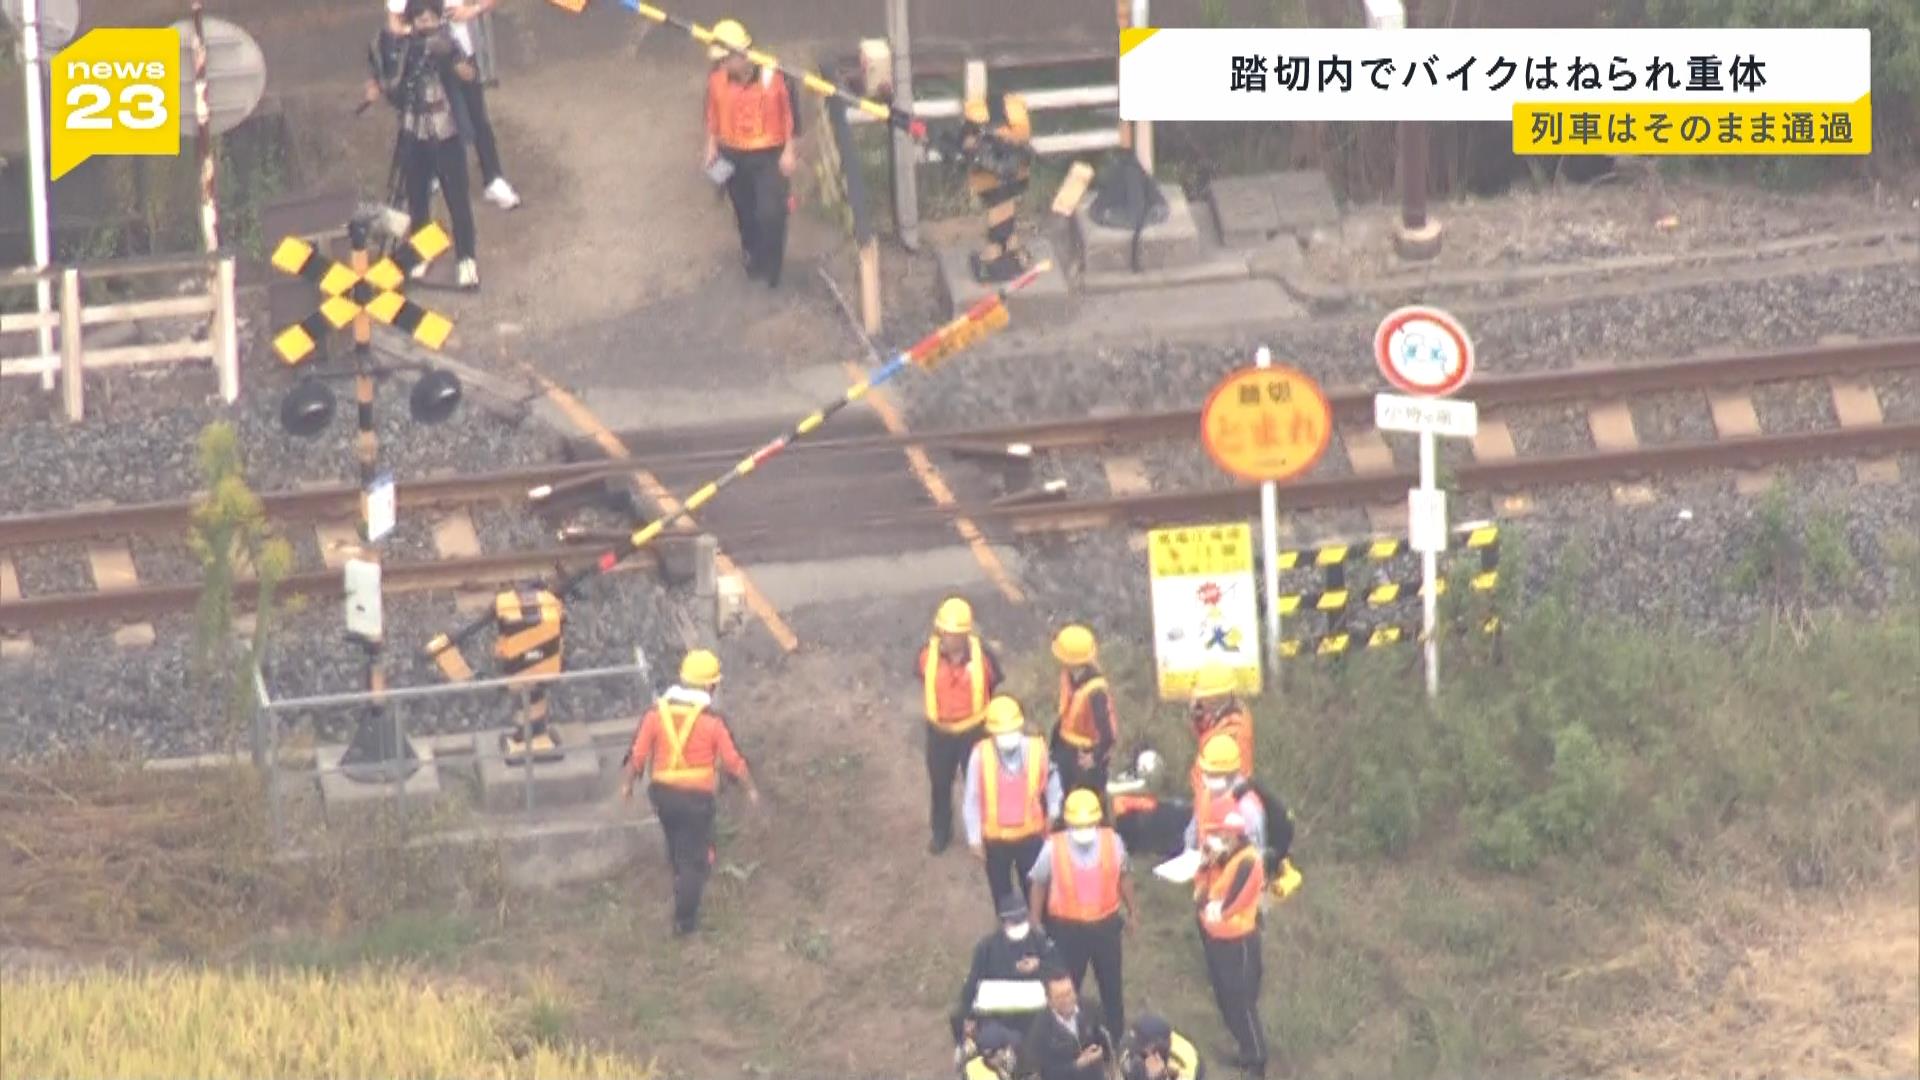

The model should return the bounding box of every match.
[1130,1013,1173,1053]
[975,1022,1020,1053]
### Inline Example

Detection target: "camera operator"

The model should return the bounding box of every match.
[383,0,521,210]
[364,0,482,290]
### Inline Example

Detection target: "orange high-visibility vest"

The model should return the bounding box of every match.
[979,737,1047,841]
[652,702,715,791]
[707,66,793,151]
[1056,671,1117,751]
[1199,846,1263,940]
[924,635,989,732]
[1047,828,1122,922]
[1188,707,1255,792]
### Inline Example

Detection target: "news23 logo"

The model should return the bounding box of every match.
[49,28,182,180]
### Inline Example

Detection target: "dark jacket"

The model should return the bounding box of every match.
[1022,1007,1111,1080]
[951,928,1062,1041]
[372,27,474,143]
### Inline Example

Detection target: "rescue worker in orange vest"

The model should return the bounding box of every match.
[1194,812,1267,1077]
[918,597,1004,854]
[1183,735,1267,857]
[1186,662,1255,800]
[1029,789,1135,1041]
[702,18,799,288]
[621,649,760,936]
[1050,625,1118,800]
[964,695,1063,914]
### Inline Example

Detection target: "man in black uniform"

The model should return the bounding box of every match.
[953,895,1061,1049]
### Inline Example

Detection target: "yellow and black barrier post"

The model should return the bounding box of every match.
[1272,524,1502,660]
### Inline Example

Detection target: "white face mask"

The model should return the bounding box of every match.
[995,733,1023,753]
[1068,826,1097,846]
[1205,776,1232,795]
[1206,835,1230,856]
[1003,921,1030,941]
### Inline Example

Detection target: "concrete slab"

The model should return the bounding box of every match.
[536,363,866,433]
[745,545,1028,611]
[1072,183,1203,274]
[1209,171,1341,245]
[1078,248,1250,294]
[934,238,1075,322]
[971,277,1308,360]
[317,741,444,824]
[474,723,607,814]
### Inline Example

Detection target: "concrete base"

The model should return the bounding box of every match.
[1394,219,1445,260]
[1209,171,1342,245]
[934,237,1075,322]
[1071,183,1203,274]
[317,740,444,823]
[473,723,606,813]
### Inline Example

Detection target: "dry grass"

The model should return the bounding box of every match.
[0,966,657,1079]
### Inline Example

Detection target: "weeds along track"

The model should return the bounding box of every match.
[2,338,1917,636]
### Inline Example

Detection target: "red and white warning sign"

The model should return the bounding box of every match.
[1374,305,1474,398]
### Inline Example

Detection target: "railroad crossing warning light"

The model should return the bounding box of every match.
[495,585,566,765]
[281,377,337,437]
[409,369,463,424]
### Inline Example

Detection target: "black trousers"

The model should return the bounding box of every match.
[926,725,979,848]
[649,784,717,931]
[402,134,477,261]
[721,145,789,286]
[1051,740,1108,807]
[982,834,1043,914]
[1051,915,1125,1038]
[455,76,505,184]
[1202,924,1267,1070]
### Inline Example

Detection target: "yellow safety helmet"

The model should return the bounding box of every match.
[1051,624,1097,667]
[708,18,751,61]
[1190,661,1237,700]
[963,95,989,126]
[679,649,722,687]
[984,695,1025,735]
[1063,788,1103,827]
[1198,733,1242,775]
[934,596,974,635]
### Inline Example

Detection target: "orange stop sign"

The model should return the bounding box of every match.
[1199,364,1334,483]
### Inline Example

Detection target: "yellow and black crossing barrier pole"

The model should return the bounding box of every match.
[423,262,1053,681]
[1272,524,1503,660]
[269,218,456,781]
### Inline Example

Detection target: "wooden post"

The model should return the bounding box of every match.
[885,0,919,250]
[858,242,881,335]
[1116,0,1133,153]
[963,58,988,108]
[59,268,83,422]
[214,256,239,403]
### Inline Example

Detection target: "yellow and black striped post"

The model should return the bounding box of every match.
[493,585,566,775]
[1273,524,1502,659]
[963,92,1035,284]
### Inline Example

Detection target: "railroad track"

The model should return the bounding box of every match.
[2,337,1916,638]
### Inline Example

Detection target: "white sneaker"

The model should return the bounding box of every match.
[483,177,521,210]
[457,257,480,290]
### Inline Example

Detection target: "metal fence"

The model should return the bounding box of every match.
[251,652,654,849]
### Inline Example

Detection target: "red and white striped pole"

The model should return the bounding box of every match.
[190,0,218,254]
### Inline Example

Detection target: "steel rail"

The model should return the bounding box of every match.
[0,545,650,631]
[2,422,1913,630]
[4,336,1917,549]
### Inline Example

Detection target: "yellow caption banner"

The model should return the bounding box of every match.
[1514,95,1870,156]
[50,29,182,180]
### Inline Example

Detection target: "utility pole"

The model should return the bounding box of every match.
[20,0,56,392]
[885,0,918,250]
[1368,0,1442,260]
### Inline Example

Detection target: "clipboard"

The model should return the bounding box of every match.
[1153,849,1203,885]
[973,979,1047,1015]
